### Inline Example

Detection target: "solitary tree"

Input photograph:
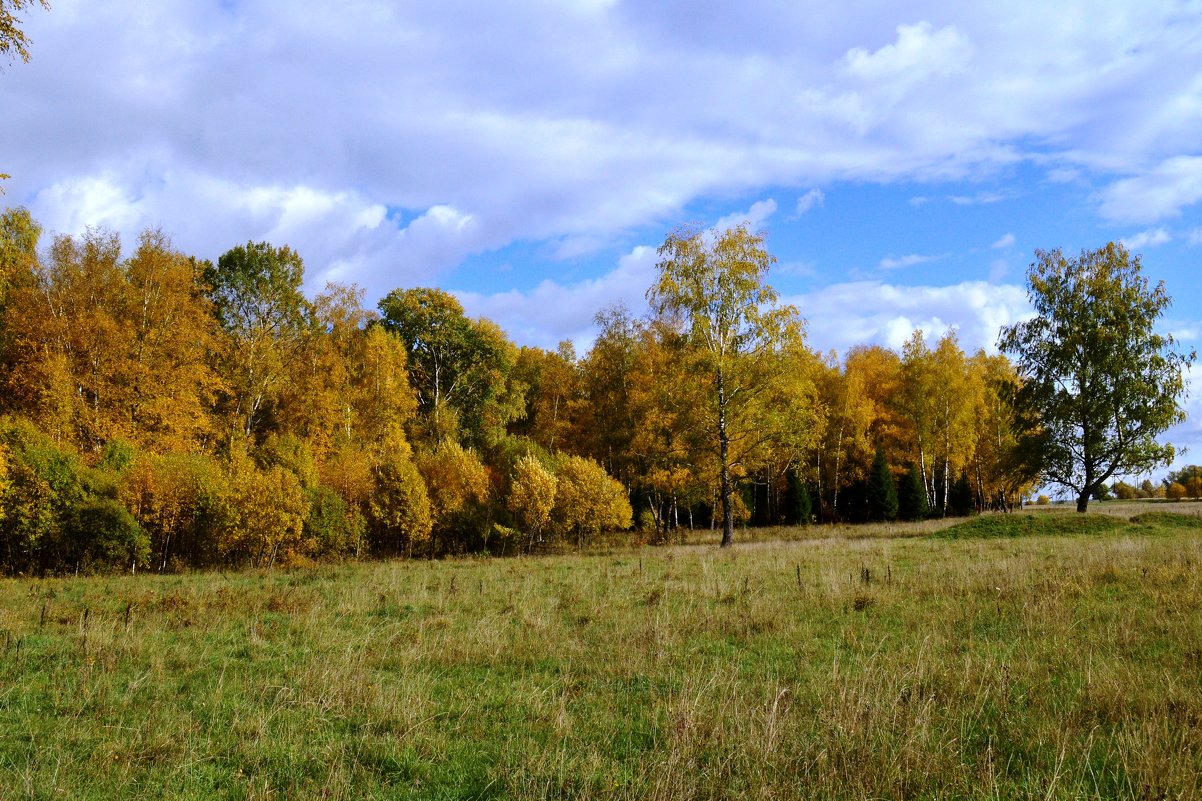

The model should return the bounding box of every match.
[648,223,803,547]
[999,243,1195,512]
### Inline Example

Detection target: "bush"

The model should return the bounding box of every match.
[551,455,632,547]
[67,498,150,572]
[367,445,432,556]
[0,419,86,574]
[1112,481,1137,500]
[304,485,366,558]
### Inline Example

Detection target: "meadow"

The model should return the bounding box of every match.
[1,503,1200,799]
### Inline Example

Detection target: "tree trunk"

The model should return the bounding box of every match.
[1076,491,1090,513]
[717,367,734,548]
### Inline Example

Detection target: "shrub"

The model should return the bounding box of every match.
[304,485,366,558]
[550,455,632,547]
[367,444,432,556]
[67,498,149,572]
[508,454,556,547]
[415,441,491,552]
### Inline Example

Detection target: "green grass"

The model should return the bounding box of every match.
[1,510,1201,799]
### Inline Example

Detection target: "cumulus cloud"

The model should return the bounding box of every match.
[1120,227,1172,250]
[30,167,496,293]
[456,245,659,351]
[786,280,1032,357]
[843,22,973,85]
[991,233,1016,249]
[713,199,778,234]
[4,0,1202,347]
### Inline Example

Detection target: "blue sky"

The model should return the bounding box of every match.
[3,0,1201,478]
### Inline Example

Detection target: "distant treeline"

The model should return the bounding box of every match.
[0,208,1033,574]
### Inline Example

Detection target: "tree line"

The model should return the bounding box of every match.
[0,209,1191,573]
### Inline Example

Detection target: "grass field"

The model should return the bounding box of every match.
[2,503,1201,799]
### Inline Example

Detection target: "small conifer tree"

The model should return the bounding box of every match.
[898,464,929,521]
[866,447,898,522]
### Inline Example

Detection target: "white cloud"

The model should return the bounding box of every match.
[1097,156,1202,223]
[713,199,778,234]
[456,244,659,351]
[879,253,936,271]
[1119,227,1172,250]
[991,233,1016,249]
[843,22,973,85]
[786,280,1032,357]
[988,258,1011,283]
[794,188,825,216]
[1189,228,1202,247]
[948,190,1012,205]
[4,0,1202,345]
[30,168,495,294]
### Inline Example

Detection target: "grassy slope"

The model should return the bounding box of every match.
[1,509,1200,799]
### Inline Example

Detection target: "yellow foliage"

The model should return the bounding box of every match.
[222,454,308,568]
[368,440,433,555]
[416,441,490,527]
[0,443,8,522]
[508,455,556,539]
[551,455,632,544]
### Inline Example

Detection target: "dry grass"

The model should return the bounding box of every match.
[1,511,1200,798]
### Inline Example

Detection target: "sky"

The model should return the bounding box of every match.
[3,0,1202,482]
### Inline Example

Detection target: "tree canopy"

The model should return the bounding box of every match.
[999,243,1195,512]
[0,205,1193,574]
[647,223,807,547]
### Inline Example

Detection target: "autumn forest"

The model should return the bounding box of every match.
[0,207,1145,575]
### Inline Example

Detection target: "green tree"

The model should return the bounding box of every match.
[897,463,929,521]
[204,242,311,448]
[647,223,804,547]
[1000,243,1195,513]
[865,447,898,522]
[947,472,975,516]
[378,287,522,449]
[786,469,812,525]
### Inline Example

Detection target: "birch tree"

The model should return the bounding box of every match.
[647,223,803,547]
